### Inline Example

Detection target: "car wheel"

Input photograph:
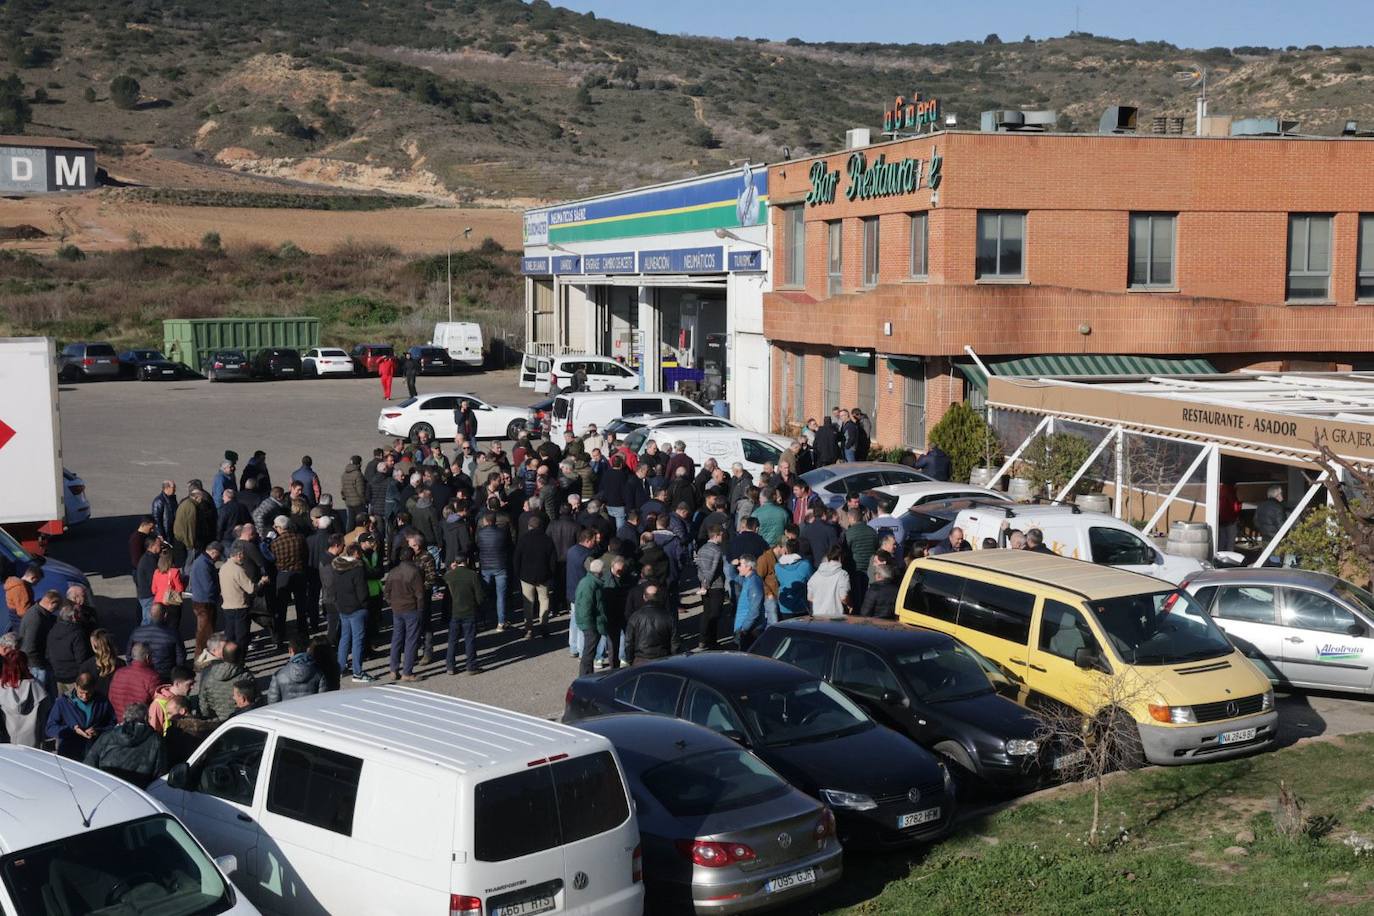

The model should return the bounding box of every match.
[410,422,435,443]
[506,419,526,441]
[934,740,978,796]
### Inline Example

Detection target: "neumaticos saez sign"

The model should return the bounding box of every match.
[805,147,942,207]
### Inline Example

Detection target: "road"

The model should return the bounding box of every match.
[47,369,1374,743]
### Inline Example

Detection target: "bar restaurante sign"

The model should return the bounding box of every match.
[805,147,942,207]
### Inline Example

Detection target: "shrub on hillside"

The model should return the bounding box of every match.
[110,74,140,109]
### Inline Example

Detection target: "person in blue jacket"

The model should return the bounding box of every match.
[773,539,815,619]
[46,672,114,759]
[734,556,765,651]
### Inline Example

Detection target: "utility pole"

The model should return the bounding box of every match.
[446,227,473,324]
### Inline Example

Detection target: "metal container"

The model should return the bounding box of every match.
[163,317,321,372]
[1077,493,1111,514]
[1007,477,1036,502]
[969,467,995,488]
[1166,521,1213,561]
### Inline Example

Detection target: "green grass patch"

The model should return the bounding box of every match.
[819,736,1374,914]
[113,188,427,211]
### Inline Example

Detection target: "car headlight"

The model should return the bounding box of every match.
[1261,689,1274,711]
[820,789,878,811]
[1005,739,1039,756]
[1148,703,1197,725]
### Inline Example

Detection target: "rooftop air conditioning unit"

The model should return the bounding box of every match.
[981,109,1024,132]
[1230,117,1299,136]
[845,127,871,149]
[1099,105,1138,134]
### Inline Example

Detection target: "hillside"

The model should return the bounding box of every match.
[4,0,1374,202]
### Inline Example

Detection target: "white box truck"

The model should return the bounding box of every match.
[432,322,484,370]
[0,337,64,545]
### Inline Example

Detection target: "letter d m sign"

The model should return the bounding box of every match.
[48,151,93,190]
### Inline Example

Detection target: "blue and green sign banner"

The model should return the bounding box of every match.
[527,165,768,245]
[639,246,723,274]
[582,251,636,274]
[521,257,550,275]
[553,255,582,274]
[729,250,763,272]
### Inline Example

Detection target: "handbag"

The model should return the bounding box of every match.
[161,588,184,606]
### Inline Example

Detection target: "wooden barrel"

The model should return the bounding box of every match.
[969,467,995,488]
[1077,493,1111,514]
[1007,477,1036,502]
[1166,521,1213,561]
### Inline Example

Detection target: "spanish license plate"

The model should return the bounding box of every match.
[491,896,556,916]
[1218,727,1257,745]
[897,807,941,829]
[1052,749,1088,770]
[765,868,816,893]
[280,368,295,373]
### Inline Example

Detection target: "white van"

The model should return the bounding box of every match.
[521,353,641,393]
[626,424,794,477]
[0,745,260,915]
[148,688,643,916]
[950,503,1205,584]
[432,322,484,369]
[554,391,709,436]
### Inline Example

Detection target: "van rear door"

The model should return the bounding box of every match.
[520,353,540,388]
[534,357,553,394]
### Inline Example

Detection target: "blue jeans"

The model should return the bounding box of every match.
[764,595,779,626]
[337,608,367,677]
[30,666,53,696]
[482,570,508,626]
[569,610,583,657]
[390,611,421,675]
[138,596,153,626]
[843,448,856,463]
[607,506,626,527]
[447,615,479,673]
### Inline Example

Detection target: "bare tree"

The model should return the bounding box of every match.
[1310,442,1374,569]
[1034,668,1156,847]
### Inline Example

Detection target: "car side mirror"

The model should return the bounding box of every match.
[1348,622,1367,638]
[166,762,190,790]
[1073,648,1098,670]
[880,689,906,707]
[720,729,751,747]
[213,854,238,877]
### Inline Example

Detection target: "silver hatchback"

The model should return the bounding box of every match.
[1182,568,1374,695]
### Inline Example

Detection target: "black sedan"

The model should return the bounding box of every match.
[203,349,253,382]
[118,349,181,381]
[406,345,453,375]
[751,618,1045,795]
[564,653,954,849]
[251,347,302,380]
[576,715,842,915]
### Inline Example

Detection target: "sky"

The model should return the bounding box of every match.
[550,0,1370,49]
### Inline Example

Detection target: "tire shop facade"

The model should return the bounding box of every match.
[522,165,771,431]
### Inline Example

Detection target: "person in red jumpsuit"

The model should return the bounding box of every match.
[378,352,396,400]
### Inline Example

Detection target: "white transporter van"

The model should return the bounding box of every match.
[951,503,1205,584]
[521,353,641,393]
[0,745,260,916]
[149,689,644,916]
[627,424,794,477]
[554,391,710,436]
[433,322,485,369]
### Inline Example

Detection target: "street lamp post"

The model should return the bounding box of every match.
[446,227,473,324]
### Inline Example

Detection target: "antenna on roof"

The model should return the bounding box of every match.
[52,755,92,828]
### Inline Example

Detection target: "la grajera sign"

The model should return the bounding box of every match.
[804,147,942,207]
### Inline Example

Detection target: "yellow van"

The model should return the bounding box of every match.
[896,551,1276,765]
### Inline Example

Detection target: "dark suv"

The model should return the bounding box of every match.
[350,343,394,376]
[406,345,452,375]
[251,348,302,380]
[57,342,121,382]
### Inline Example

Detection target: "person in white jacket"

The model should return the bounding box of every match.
[807,544,851,618]
[0,646,51,747]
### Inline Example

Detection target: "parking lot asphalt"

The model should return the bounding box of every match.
[46,369,1374,743]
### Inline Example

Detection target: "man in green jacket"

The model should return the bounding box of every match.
[574,559,607,677]
[843,507,879,607]
[751,487,789,547]
[444,555,485,676]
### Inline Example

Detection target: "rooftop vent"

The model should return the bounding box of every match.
[1099,106,1138,134]
[1150,116,1186,135]
[1230,117,1299,137]
[981,109,1057,132]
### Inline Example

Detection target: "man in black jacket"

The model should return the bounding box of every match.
[812,418,840,467]
[150,480,177,543]
[624,585,679,665]
[85,702,166,788]
[512,516,557,638]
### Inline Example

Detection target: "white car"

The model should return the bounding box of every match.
[63,467,91,525]
[520,352,640,393]
[378,392,531,441]
[301,347,355,377]
[867,481,1011,518]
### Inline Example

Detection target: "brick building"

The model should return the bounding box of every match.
[763,130,1374,449]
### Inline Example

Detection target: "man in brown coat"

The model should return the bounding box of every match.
[385,546,426,681]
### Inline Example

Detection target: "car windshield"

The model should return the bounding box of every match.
[1090,589,1234,665]
[800,468,837,488]
[737,680,872,747]
[604,418,646,435]
[0,527,32,564]
[138,350,166,360]
[894,643,996,702]
[1,814,234,916]
[624,429,650,453]
[641,749,791,817]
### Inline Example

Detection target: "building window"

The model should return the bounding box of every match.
[976,211,1025,279]
[826,221,843,296]
[823,356,840,415]
[1128,213,1175,288]
[1287,214,1332,301]
[909,212,928,278]
[903,373,925,447]
[783,206,806,287]
[1359,215,1374,300]
[861,217,880,287]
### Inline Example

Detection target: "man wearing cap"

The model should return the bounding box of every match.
[268,515,308,645]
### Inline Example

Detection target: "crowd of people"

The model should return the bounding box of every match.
[0,399,970,783]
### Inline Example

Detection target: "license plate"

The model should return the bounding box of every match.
[897,807,941,829]
[1052,749,1088,770]
[1218,727,1257,745]
[765,868,816,893]
[280,368,295,373]
[492,896,555,916]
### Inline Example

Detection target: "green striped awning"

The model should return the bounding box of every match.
[886,356,923,376]
[838,349,873,368]
[957,354,1219,395]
